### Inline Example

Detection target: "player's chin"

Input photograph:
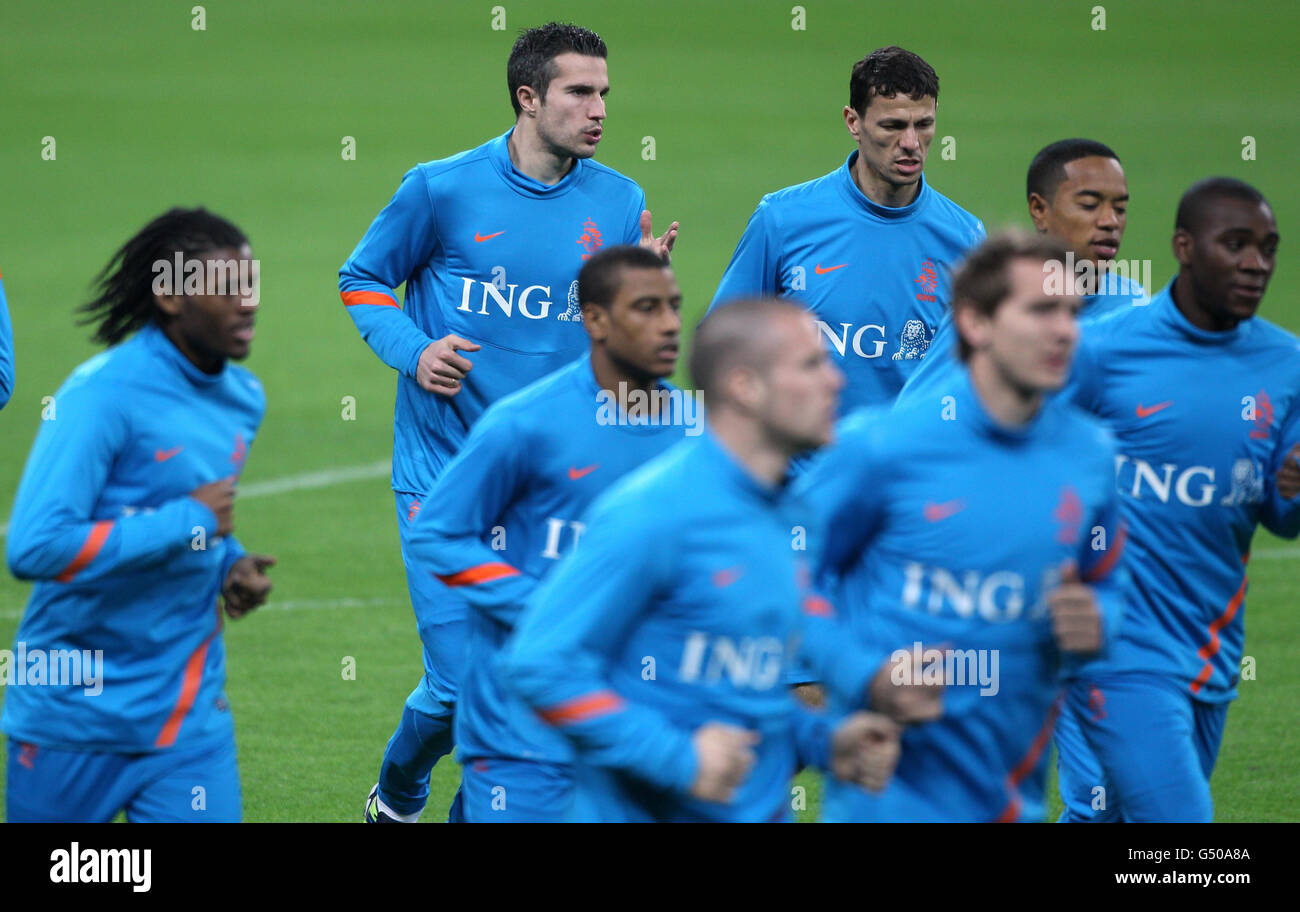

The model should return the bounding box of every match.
[226,339,253,361]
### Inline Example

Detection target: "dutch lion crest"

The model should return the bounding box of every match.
[892,319,933,360]
[557,280,582,322]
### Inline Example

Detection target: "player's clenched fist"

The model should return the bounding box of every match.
[1275,443,1300,500]
[831,712,901,793]
[223,553,276,620]
[191,476,236,537]
[1049,562,1103,653]
[417,334,481,396]
[869,649,944,724]
[690,722,758,803]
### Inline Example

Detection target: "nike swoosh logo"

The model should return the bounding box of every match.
[923,499,966,522]
[155,446,183,462]
[814,263,847,275]
[711,566,745,588]
[567,464,600,480]
[1136,401,1173,418]
[474,231,506,243]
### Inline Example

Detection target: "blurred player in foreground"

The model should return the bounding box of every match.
[1055,177,1300,822]
[499,298,904,822]
[341,22,678,823]
[4,208,274,822]
[900,138,1148,406]
[405,246,695,822]
[799,232,1129,822]
[711,46,983,416]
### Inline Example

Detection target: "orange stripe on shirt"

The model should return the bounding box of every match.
[1189,563,1249,695]
[154,602,224,748]
[340,290,399,308]
[537,691,626,726]
[1083,523,1127,583]
[55,520,114,582]
[994,698,1061,823]
[436,563,520,587]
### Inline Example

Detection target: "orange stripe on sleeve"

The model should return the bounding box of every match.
[994,699,1061,823]
[1083,524,1127,583]
[55,520,114,582]
[436,563,521,587]
[154,603,224,748]
[1189,571,1248,695]
[537,691,626,726]
[340,290,400,308]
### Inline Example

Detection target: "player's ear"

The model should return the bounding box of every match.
[842,105,860,138]
[517,85,540,117]
[953,303,987,355]
[1171,229,1194,267]
[581,301,607,338]
[154,293,185,318]
[1027,193,1051,232]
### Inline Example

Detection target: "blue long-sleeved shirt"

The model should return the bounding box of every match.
[500,430,881,822]
[3,323,264,752]
[710,158,984,415]
[339,128,647,495]
[408,354,697,765]
[0,269,14,409]
[797,368,1127,822]
[897,268,1149,408]
[1064,280,1300,702]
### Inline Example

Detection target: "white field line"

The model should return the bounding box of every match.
[0,459,391,539]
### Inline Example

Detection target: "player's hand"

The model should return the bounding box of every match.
[222,553,276,619]
[793,683,827,710]
[830,712,901,792]
[689,722,758,803]
[191,477,236,537]
[1049,561,1103,653]
[1276,443,1300,500]
[417,334,481,397]
[638,210,679,263]
[869,648,944,724]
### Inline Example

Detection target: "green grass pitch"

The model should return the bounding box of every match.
[1,0,1297,821]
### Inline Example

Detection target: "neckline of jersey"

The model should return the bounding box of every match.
[836,151,930,222]
[141,322,226,387]
[574,352,687,434]
[1156,280,1251,346]
[956,366,1055,443]
[489,128,585,199]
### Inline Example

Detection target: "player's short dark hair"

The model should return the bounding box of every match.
[1026,138,1121,202]
[1174,177,1270,236]
[507,22,607,115]
[578,245,669,309]
[951,231,1071,361]
[78,207,248,346]
[849,46,939,117]
[689,297,806,401]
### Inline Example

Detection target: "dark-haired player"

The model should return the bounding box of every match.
[1055,178,1300,822]
[4,208,274,822]
[342,22,678,824]
[408,246,695,822]
[798,232,1128,822]
[900,138,1147,405]
[710,46,984,416]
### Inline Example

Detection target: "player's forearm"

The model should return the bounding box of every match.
[421,537,538,627]
[338,289,432,378]
[791,703,836,773]
[7,496,218,583]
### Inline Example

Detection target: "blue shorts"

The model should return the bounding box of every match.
[395,492,469,714]
[5,734,241,823]
[1056,673,1227,823]
[461,756,574,823]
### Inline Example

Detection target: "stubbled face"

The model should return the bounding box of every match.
[845,92,936,191]
[1175,197,1278,327]
[961,257,1081,393]
[533,52,609,160]
[585,266,682,381]
[1031,156,1129,267]
[158,244,258,369]
[753,312,845,452]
